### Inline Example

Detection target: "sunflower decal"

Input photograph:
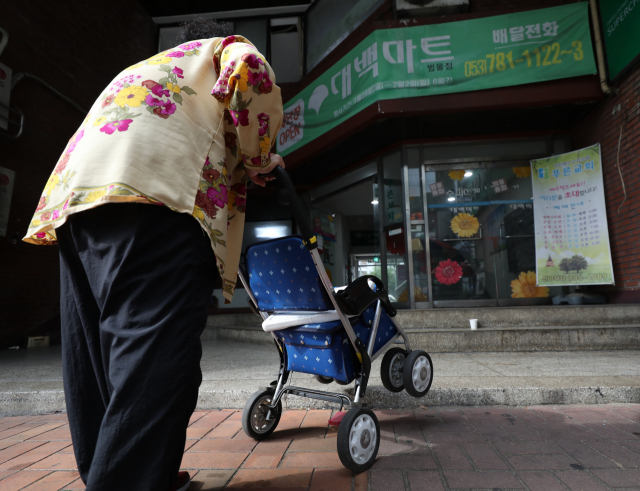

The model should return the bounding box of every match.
[450,213,480,237]
[513,166,531,178]
[434,259,463,285]
[448,170,465,181]
[510,271,549,298]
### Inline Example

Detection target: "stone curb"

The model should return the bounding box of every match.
[3,386,639,417]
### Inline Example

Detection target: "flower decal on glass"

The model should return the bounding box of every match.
[513,166,531,178]
[448,170,466,181]
[511,271,549,298]
[434,259,463,285]
[450,213,480,237]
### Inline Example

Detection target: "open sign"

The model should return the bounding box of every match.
[277,98,304,152]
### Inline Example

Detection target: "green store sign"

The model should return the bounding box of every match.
[598,0,640,79]
[277,2,597,156]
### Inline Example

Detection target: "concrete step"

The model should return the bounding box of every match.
[207,304,640,330]
[2,342,639,416]
[207,323,640,352]
[205,305,640,352]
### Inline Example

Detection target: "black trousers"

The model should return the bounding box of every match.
[57,203,218,491]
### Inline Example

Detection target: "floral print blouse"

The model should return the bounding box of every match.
[23,36,283,303]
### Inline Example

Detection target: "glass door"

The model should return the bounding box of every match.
[425,161,560,307]
[312,177,381,288]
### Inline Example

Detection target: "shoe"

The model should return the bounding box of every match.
[170,471,191,491]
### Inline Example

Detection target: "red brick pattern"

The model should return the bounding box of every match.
[571,62,640,299]
[0,405,639,490]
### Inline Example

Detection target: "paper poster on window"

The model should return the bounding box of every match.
[531,144,615,286]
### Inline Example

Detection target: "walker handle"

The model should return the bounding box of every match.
[266,166,317,250]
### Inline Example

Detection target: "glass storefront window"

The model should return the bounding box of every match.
[425,162,561,305]
[382,152,409,307]
[304,139,570,309]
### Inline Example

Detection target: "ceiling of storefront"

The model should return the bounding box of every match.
[138,0,313,18]
[288,101,598,187]
[314,180,375,216]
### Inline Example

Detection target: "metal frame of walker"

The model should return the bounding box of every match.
[237,245,413,416]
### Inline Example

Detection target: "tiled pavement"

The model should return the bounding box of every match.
[0,405,639,491]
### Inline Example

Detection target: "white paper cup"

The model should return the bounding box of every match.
[469,319,478,330]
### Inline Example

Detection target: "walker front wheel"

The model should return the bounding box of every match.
[242,389,282,440]
[337,407,380,472]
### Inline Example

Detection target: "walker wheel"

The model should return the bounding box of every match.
[380,347,407,393]
[402,350,433,398]
[242,389,282,440]
[315,375,333,384]
[337,407,380,472]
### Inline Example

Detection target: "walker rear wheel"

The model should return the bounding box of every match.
[402,350,433,398]
[242,389,282,440]
[337,407,380,472]
[380,347,406,393]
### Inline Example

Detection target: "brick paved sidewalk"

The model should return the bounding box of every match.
[0,404,639,491]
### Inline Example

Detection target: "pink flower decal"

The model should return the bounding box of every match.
[257,112,269,137]
[258,73,273,94]
[102,94,115,108]
[100,119,133,135]
[153,107,169,119]
[145,95,163,107]
[241,53,263,70]
[167,51,184,58]
[247,70,264,87]
[141,80,158,90]
[36,196,46,212]
[231,183,247,207]
[230,109,249,127]
[172,67,184,79]
[54,154,70,175]
[207,185,228,208]
[152,84,170,97]
[179,41,202,51]
[220,36,236,50]
[160,100,176,116]
[68,130,84,153]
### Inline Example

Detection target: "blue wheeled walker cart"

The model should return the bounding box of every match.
[239,167,434,472]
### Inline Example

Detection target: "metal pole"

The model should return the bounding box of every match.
[402,146,415,309]
[421,146,435,309]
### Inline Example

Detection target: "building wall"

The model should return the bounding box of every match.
[469,0,577,12]
[0,3,157,346]
[571,62,640,302]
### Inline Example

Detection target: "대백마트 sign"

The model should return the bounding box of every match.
[277,2,596,156]
[531,144,615,287]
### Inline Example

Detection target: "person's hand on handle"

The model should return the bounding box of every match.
[245,154,285,187]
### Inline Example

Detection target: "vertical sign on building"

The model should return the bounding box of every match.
[531,144,615,286]
[0,166,15,237]
[598,0,640,79]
